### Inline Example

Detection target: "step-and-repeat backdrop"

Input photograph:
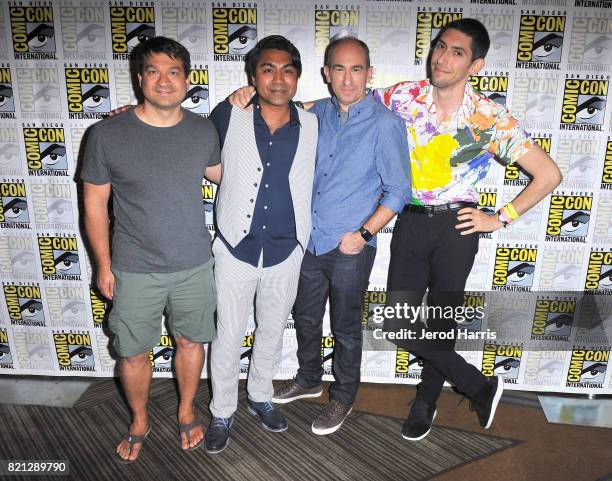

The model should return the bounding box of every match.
[0,0,611,394]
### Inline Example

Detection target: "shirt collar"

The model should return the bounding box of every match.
[249,93,301,126]
[330,89,375,115]
[424,80,476,123]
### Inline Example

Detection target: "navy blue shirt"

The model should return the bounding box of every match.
[209,97,299,267]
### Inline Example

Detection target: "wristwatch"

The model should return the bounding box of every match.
[359,226,373,242]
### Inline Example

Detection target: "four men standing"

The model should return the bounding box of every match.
[82,17,562,460]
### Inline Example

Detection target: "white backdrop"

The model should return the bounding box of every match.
[0,0,611,394]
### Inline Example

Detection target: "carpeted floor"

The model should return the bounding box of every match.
[0,379,521,481]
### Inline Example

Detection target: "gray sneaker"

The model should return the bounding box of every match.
[311,400,352,435]
[272,379,323,404]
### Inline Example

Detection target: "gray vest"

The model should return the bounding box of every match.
[216,106,318,249]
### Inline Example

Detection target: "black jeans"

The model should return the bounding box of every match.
[387,210,487,405]
[293,246,376,405]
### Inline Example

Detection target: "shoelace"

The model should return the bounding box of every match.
[322,402,346,419]
[260,401,274,412]
[277,378,297,394]
[212,417,231,430]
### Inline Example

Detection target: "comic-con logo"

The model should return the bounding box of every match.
[16,66,61,116]
[531,297,576,340]
[0,67,16,118]
[516,14,565,69]
[566,348,609,387]
[460,292,486,331]
[3,283,45,326]
[60,4,106,57]
[183,67,209,116]
[477,189,497,239]
[37,235,81,281]
[0,235,38,278]
[504,136,551,187]
[90,288,107,328]
[46,284,86,327]
[469,13,513,63]
[539,247,583,290]
[0,330,14,368]
[469,73,508,106]
[0,127,21,174]
[23,126,68,176]
[492,246,537,291]
[9,4,57,60]
[53,331,95,371]
[395,347,423,380]
[240,333,253,373]
[149,335,174,372]
[315,8,359,57]
[602,140,612,190]
[584,250,612,292]
[162,4,206,54]
[545,194,592,242]
[30,181,74,228]
[524,351,565,386]
[365,9,410,64]
[556,137,598,189]
[414,10,462,65]
[13,329,53,370]
[202,181,215,230]
[65,65,110,119]
[110,5,155,59]
[321,335,335,375]
[481,343,523,383]
[0,181,30,228]
[568,16,612,68]
[362,290,387,330]
[510,76,557,127]
[213,7,257,61]
[560,76,608,131]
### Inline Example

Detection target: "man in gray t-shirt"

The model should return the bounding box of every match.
[81,37,220,463]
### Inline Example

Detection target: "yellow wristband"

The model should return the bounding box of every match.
[503,203,519,221]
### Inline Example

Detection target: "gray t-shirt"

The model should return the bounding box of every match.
[80,108,220,273]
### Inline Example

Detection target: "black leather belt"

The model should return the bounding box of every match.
[403,202,477,216]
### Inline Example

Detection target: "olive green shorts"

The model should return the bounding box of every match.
[109,259,216,357]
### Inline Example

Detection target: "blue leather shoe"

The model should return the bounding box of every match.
[205,416,233,454]
[247,400,288,432]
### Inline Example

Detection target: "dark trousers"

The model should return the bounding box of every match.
[387,210,487,405]
[293,246,376,405]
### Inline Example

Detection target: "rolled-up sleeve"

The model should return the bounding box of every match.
[376,115,412,212]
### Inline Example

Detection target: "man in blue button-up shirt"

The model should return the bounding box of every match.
[270,37,412,435]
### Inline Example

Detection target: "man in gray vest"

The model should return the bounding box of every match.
[205,35,318,454]
[82,37,220,462]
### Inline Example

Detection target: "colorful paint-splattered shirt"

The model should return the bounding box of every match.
[373,80,534,206]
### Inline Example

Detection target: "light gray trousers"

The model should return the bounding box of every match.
[209,240,303,418]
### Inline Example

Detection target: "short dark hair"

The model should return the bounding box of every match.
[436,18,490,61]
[134,36,191,77]
[245,35,302,80]
[324,36,371,69]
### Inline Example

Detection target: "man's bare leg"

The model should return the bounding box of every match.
[174,336,205,450]
[116,352,152,461]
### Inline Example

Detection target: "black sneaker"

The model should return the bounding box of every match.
[247,401,288,432]
[470,375,504,429]
[205,416,233,454]
[401,398,437,441]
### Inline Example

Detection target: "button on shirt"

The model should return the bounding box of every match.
[308,92,412,256]
[209,97,299,267]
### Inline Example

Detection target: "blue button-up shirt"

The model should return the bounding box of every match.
[209,97,299,267]
[308,92,411,255]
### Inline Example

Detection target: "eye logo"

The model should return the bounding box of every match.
[0,68,15,115]
[492,247,538,291]
[567,348,609,387]
[65,66,111,119]
[0,329,13,367]
[212,8,257,60]
[482,343,522,382]
[516,15,565,68]
[585,250,612,291]
[23,127,69,176]
[3,284,45,326]
[110,6,155,59]
[561,78,608,131]
[569,17,612,67]
[470,75,508,107]
[184,68,209,115]
[546,195,593,242]
[531,298,576,340]
[0,182,30,228]
[413,11,463,64]
[240,334,254,373]
[37,235,81,280]
[150,336,175,372]
[320,336,335,375]
[53,332,95,371]
[10,6,57,60]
